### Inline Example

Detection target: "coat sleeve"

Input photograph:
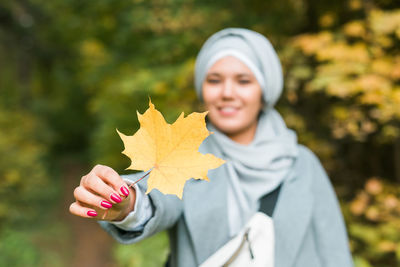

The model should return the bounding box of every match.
[308,151,354,267]
[98,173,183,244]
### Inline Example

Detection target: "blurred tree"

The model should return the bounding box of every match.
[282,6,400,188]
[344,178,400,266]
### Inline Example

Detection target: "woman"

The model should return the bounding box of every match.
[69,28,353,267]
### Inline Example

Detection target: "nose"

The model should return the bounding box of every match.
[221,79,235,98]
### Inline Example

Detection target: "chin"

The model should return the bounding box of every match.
[208,115,246,136]
[213,124,242,136]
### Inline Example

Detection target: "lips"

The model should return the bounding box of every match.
[218,106,240,116]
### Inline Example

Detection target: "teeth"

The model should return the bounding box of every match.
[221,107,236,112]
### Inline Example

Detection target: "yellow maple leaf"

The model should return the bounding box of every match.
[117,100,225,199]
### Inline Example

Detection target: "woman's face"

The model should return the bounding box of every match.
[202,56,263,144]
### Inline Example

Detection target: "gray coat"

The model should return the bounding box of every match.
[99,145,353,267]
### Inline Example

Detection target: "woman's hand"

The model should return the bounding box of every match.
[69,164,136,221]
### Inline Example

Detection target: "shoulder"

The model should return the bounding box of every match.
[293,144,325,176]
[297,144,322,165]
[294,145,332,190]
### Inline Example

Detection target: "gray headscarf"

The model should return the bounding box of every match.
[195,28,284,108]
[195,28,299,236]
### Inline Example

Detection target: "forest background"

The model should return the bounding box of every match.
[1,0,399,266]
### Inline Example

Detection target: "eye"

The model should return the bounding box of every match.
[206,78,221,84]
[238,79,251,85]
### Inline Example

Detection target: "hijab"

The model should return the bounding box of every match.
[195,28,299,235]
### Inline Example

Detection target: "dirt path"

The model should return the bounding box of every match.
[60,159,116,267]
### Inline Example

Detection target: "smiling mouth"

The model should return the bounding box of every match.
[218,106,239,116]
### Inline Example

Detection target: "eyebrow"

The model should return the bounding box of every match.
[237,74,252,78]
[206,72,253,77]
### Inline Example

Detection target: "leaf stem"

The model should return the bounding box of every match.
[128,169,152,188]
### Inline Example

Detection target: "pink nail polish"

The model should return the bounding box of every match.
[120,186,129,196]
[87,210,97,217]
[110,193,121,203]
[101,200,112,209]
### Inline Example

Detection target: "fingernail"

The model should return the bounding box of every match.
[120,186,129,196]
[87,210,97,217]
[101,200,112,209]
[110,193,121,203]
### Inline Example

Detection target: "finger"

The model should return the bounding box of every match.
[69,202,99,218]
[81,173,123,204]
[74,186,113,210]
[92,164,130,197]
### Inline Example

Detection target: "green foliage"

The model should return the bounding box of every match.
[0,109,53,226]
[113,231,169,267]
[0,229,40,267]
[0,108,61,265]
